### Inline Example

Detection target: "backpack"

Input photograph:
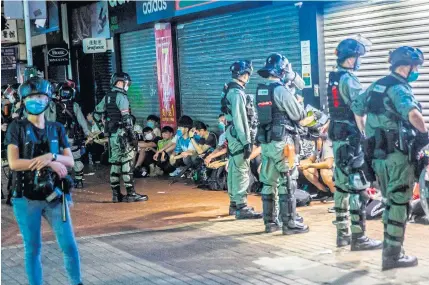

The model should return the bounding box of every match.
[207,166,227,191]
[296,189,312,207]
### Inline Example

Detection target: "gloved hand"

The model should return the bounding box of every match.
[243,144,253,160]
[285,64,296,82]
[415,132,429,151]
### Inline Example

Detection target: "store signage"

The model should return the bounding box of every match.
[1,47,17,70]
[83,38,107,53]
[300,41,312,88]
[47,44,69,66]
[1,19,18,44]
[136,0,175,24]
[108,0,137,34]
[154,23,177,128]
[174,0,243,16]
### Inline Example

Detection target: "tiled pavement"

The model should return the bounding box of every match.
[2,214,429,285]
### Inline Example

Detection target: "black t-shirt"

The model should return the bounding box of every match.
[143,136,161,149]
[5,119,70,200]
[199,133,217,149]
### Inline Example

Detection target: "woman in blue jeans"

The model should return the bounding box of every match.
[5,78,83,285]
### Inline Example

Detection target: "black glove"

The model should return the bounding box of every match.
[243,144,253,160]
[415,132,429,151]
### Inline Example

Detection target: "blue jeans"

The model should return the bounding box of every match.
[12,196,82,285]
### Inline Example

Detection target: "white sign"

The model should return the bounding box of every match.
[300,40,311,65]
[83,38,107,53]
[1,19,18,44]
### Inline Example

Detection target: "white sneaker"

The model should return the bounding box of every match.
[169,167,183,177]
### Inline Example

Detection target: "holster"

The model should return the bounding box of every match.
[271,124,296,142]
[257,125,272,144]
[372,128,397,159]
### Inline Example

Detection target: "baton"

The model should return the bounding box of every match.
[62,180,67,222]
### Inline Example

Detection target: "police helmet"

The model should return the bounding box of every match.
[58,81,76,101]
[335,36,371,62]
[258,53,289,79]
[18,77,52,100]
[388,46,424,69]
[230,60,253,78]
[110,72,132,90]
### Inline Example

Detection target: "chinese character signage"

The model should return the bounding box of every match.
[1,19,18,44]
[154,23,177,128]
[47,44,70,66]
[83,38,107,53]
[1,47,17,70]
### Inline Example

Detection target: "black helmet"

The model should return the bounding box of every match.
[230,60,253,78]
[58,81,76,101]
[258,53,289,79]
[389,46,424,69]
[335,36,371,62]
[18,77,52,100]
[110,72,131,93]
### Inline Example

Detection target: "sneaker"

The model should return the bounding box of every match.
[123,193,149,202]
[311,190,331,202]
[169,167,183,177]
[155,166,164,176]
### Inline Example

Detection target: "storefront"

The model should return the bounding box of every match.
[322,0,429,121]
[175,1,302,126]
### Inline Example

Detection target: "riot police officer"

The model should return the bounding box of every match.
[256,53,308,235]
[94,72,148,203]
[221,60,261,219]
[352,46,427,270]
[45,80,90,188]
[326,37,383,251]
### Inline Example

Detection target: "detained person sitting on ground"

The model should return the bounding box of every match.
[134,127,161,178]
[189,121,218,156]
[299,133,335,201]
[146,114,161,137]
[169,116,198,177]
[85,112,107,164]
[5,78,83,285]
[152,126,175,176]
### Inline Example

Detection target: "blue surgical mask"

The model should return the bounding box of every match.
[194,134,201,141]
[25,98,49,115]
[176,129,183,137]
[218,122,225,131]
[147,121,155,129]
[408,71,419,82]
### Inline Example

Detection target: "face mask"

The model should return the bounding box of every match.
[194,134,201,141]
[145,133,154,141]
[25,98,49,115]
[353,57,361,71]
[147,121,155,129]
[124,85,129,91]
[176,129,183,137]
[88,119,93,125]
[218,122,225,131]
[408,71,419,82]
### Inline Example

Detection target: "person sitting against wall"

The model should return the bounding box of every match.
[146,114,161,137]
[299,132,335,202]
[151,126,175,176]
[189,121,218,157]
[134,127,161,178]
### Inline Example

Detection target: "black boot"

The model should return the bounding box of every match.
[262,194,281,233]
[337,235,351,247]
[382,245,418,271]
[351,233,383,251]
[279,194,309,235]
[112,186,124,203]
[229,202,237,216]
[123,188,149,202]
[235,204,262,219]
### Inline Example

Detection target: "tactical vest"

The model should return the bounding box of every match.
[12,120,60,199]
[256,82,295,142]
[327,71,355,121]
[366,75,404,116]
[221,82,258,143]
[105,91,122,135]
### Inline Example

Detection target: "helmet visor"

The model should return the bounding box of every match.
[351,34,372,54]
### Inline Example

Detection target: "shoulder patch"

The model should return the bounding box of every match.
[257,89,269,96]
[373,85,387,93]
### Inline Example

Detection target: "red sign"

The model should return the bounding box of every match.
[154,23,177,128]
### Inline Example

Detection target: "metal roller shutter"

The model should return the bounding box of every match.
[323,0,429,122]
[120,29,159,125]
[93,51,113,105]
[177,3,301,127]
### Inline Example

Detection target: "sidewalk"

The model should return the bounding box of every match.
[2,169,429,284]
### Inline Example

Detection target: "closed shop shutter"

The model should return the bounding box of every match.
[323,0,429,122]
[93,51,113,105]
[120,29,159,125]
[176,3,301,127]
[1,69,17,85]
